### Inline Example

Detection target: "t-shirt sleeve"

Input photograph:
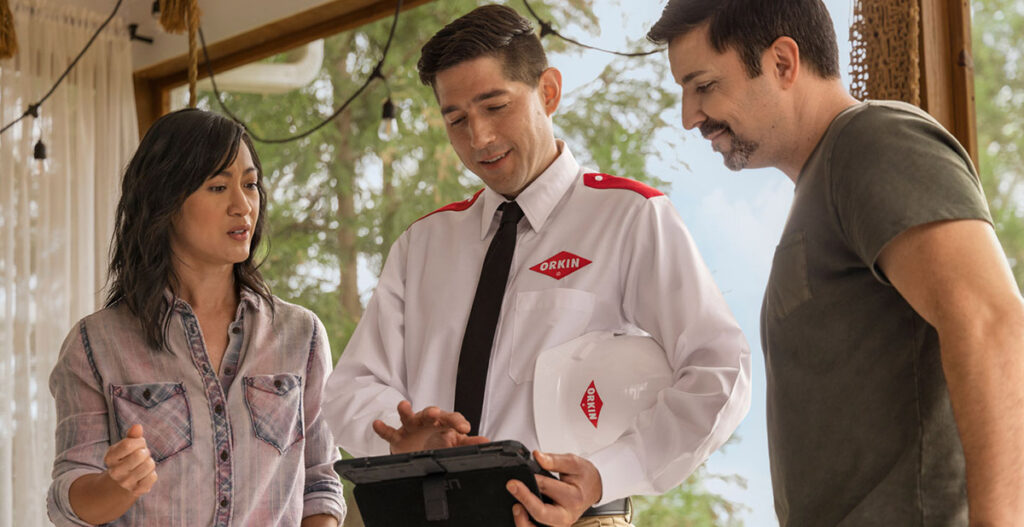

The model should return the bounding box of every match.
[830,103,992,284]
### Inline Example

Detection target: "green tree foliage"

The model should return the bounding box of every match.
[973,0,1024,287]
[632,465,748,527]
[198,0,677,356]
[557,55,677,189]
[195,1,742,525]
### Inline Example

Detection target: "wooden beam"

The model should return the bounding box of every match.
[132,76,166,136]
[133,0,435,134]
[918,0,977,167]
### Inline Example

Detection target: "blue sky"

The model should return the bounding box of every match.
[547,1,854,524]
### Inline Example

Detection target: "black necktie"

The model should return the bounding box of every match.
[454,201,525,435]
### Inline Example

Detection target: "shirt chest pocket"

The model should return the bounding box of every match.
[508,288,596,384]
[243,373,304,453]
[110,382,193,463]
[766,231,813,320]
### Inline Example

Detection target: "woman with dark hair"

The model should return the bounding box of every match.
[46,108,345,526]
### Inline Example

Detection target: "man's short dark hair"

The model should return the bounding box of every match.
[417,4,549,88]
[647,0,840,80]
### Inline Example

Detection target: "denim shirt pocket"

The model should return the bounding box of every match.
[243,373,304,453]
[110,382,193,463]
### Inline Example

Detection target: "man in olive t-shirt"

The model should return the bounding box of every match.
[648,0,1024,525]
[760,100,989,525]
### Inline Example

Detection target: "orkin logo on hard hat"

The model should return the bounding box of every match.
[534,331,672,457]
[580,380,603,427]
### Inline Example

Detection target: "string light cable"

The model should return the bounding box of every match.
[1,0,645,141]
[0,0,125,136]
[199,0,403,144]
[521,0,663,57]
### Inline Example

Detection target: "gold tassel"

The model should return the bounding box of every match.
[159,0,201,107]
[0,0,18,60]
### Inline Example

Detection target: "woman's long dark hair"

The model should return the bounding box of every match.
[106,108,273,350]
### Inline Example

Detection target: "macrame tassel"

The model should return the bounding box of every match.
[158,0,193,33]
[0,0,18,60]
[159,0,201,107]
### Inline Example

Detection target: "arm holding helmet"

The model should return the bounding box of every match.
[511,197,751,524]
[588,196,751,502]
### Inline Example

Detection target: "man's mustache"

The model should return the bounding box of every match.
[700,119,730,139]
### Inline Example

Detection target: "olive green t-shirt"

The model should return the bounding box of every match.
[761,101,992,526]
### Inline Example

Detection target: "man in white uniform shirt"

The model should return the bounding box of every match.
[323,5,751,526]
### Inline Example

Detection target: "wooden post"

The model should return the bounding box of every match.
[132,76,169,136]
[918,0,977,167]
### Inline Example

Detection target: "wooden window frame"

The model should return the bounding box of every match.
[132,0,435,134]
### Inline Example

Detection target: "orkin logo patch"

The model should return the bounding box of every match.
[530,251,592,280]
[580,380,603,428]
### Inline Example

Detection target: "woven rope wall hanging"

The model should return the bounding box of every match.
[850,0,921,105]
[0,0,18,59]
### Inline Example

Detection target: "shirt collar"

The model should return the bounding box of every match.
[478,140,579,239]
[164,284,263,314]
[238,286,262,313]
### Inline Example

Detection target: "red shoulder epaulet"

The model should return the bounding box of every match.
[413,188,485,224]
[583,173,664,199]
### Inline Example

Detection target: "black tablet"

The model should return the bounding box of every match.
[335,440,551,526]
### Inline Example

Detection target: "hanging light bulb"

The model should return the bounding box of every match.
[27,104,48,173]
[34,139,48,173]
[377,98,398,141]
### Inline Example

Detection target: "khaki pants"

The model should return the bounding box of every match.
[571,514,634,527]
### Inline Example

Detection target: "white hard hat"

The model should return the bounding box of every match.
[533,331,672,457]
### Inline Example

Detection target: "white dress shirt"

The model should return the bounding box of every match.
[324,142,751,503]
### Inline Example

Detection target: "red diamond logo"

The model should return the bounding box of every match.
[579,380,603,428]
[530,251,592,280]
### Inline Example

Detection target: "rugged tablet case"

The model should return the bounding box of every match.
[336,440,551,526]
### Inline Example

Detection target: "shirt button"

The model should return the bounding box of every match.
[220,450,228,461]
[231,327,241,335]
[273,380,282,389]
[220,498,228,508]
[224,367,233,375]
[142,389,151,400]
[214,404,223,414]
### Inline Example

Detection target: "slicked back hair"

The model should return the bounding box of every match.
[417,4,548,89]
[106,108,273,351]
[647,0,840,80]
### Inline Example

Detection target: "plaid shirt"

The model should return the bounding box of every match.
[47,290,345,526]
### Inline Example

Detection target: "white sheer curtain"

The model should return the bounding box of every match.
[0,1,137,525]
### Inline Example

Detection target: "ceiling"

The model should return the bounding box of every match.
[62,0,400,73]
